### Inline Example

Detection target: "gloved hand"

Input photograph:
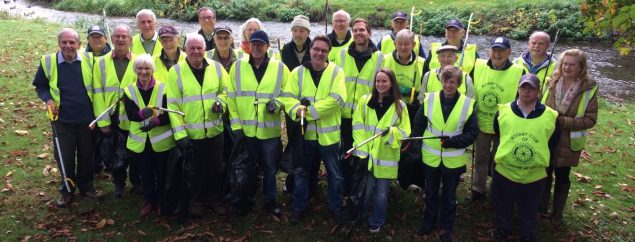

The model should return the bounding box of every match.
[233,129,245,141]
[211,100,223,114]
[300,98,311,107]
[140,118,158,132]
[440,136,457,148]
[139,107,156,119]
[266,100,277,113]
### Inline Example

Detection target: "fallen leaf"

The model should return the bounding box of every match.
[5,183,14,191]
[592,190,612,199]
[137,230,146,236]
[594,185,602,189]
[95,219,107,229]
[5,170,12,178]
[37,153,49,159]
[14,130,29,136]
[574,172,592,183]
[42,165,52,177]
[106,219,115,225]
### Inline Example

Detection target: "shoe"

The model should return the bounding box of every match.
[264,201,281,216]
[466,190,485,202]
[417,227,432,236]
[369,225,381,233]
[290,210,304,224]
[56,195,73,208]
[80,190,104,200]
[212,203,228,216]
[439,230,453,242]
[114,184,124,199]
[140,202,154,217]
[407,184,422,192]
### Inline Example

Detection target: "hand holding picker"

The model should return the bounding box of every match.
[345,128,390,158]
[48,105,74,193]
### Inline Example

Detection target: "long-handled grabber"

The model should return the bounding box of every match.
[48,105,75,193]
[344,128,390,158]
[150,106,186,117]
[89,97,123,129]
[300,108,305,135]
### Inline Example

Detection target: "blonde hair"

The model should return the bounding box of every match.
[240,18,265,42]
[550,49,590,86]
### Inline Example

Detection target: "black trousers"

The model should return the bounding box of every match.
[189,135,225,206]
[136,142,169,204]
[52,121,95,196]
[340,118,354,195]
[112,128,141,189]
[492,170,545,242]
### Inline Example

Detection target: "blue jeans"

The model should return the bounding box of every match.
[363,175,391,228]
[293,141,343,212]
[245,137,281,203]
[420,164,463,234]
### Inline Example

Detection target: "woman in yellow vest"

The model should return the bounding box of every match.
[412,65,478,241]
[122,54,176,217]
[541,49,598,228]
[491,73,559,241]
[352,68,410,233]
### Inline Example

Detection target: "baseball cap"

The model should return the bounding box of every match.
[214,26,232,34]
[491,36,511,49]
[436,45,459,54]
[158,26,178,37]
[87,25,106,36]
[392,11,408,21]
[518,73,540,88]
[249,30,269,44]
[445,19,464,29]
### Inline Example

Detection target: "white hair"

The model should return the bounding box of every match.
[395,29,414,42]
[136,9,157,23]
[333,10,350,23]
[239,18,265,42]
[57,28,80,43]
[529,31,550,43]
[133,54,155,72]
[112,25,133,38]
[185,33,206,49]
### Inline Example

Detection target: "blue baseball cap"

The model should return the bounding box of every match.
[445,19,464,29]
[392,11,408,21]
[87,25,106,36]
[249,30,269,44]
[491,36,511,49]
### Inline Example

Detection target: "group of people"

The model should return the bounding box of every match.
[33,7,598,241]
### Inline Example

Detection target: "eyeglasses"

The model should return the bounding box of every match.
[199,16,216,21]
[311,47,329,54]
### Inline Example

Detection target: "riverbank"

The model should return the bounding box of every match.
[31,0,595,40]
[0,18,634,241]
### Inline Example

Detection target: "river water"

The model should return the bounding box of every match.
[3,0,634,101]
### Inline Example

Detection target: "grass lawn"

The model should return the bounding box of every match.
[0,18,633,241]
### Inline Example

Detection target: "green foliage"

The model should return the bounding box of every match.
[581,0,634,55]
[278,8,307,22]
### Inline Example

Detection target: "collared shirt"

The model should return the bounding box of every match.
[111,50,132,81]
[515,99,536,118]
[521,52,551,74]
[57,51,82,63]
[136,77,156,91]
[141,32,158,55]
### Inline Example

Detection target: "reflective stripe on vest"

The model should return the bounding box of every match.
[569,86,598,151]
[424,93,471,137]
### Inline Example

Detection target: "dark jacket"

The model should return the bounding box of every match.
[327,30,352,48]
[280,38,311,71]
[347,40,378,72]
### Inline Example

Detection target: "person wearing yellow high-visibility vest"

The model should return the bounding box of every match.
[228,30,289,216]
[205,26,239,72]
[131,9,163,56]
[85,25,111,57]
[278,36,347,224]
[335,18,384,195]
[470,36,525,202]
[352,68,410,233]
[236,18,279,61]
[33,28,101,208]
[541,49,598,229]
[419,45,474,101]
[491,73,559,242]
[381,29,425,123]
[166,34,229,217]
[378,11,426,59]
[412,65,478,241]
[152,26,186,84]
[327,10,354,63]
[122,54,175,217]
[513,31,557,91]
[92,25,140,199]
[424,19,479,75]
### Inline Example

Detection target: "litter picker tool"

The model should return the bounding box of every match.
[542,29,560,85]
[458,13,479,69]
[150,106,186,117]
[89,97,123,129]
[345,128,390,157]
[48,105,75,193]
[300,108,305,135]
[401,135,448,141]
